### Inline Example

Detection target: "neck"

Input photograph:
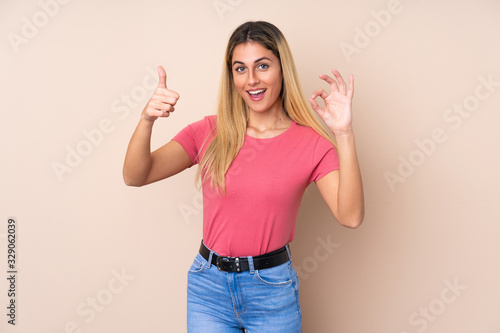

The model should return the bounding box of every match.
[247,102,290,131]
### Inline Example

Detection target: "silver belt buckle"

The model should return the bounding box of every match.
[216,256,230,271]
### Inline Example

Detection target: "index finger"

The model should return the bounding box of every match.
[319,74,339,92]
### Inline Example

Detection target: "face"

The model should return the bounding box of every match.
[231,42,283,115]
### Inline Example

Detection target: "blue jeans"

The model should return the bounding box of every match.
[187,243,302,332]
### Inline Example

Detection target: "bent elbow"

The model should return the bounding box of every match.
[124,181,142,187]
[338,212,364,229]
[124,179,139,187]
[342,218,363,229]
[123,174,145,187]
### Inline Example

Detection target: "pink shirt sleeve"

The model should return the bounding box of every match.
[308,136,340,184]
[172,116,216,164]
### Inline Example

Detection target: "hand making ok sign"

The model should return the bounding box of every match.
[309,68,354,136]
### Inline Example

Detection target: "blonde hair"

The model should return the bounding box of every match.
[196,21,335,193]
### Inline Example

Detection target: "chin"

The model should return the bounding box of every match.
[247,105,271,114]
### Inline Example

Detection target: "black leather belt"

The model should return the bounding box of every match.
[199,241,290,273]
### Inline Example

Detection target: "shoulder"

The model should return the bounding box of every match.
[173,115,217,143]
[178,115,217,139]
[293,122,319,136]
[293,122,332,146]
[204,114,217,126]
[290,123,337,161]
[188,114,217,130]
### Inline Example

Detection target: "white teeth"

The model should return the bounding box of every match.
[248,89,266,95]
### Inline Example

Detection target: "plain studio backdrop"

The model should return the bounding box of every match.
[1,0,499,332]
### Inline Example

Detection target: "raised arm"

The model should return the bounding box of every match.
[123,65,192,187]
[309,69,365,228]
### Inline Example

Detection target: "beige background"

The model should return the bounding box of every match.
[1,0,499,332]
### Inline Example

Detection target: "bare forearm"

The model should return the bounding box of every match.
[123,118,155,186]
[334,131,365,228]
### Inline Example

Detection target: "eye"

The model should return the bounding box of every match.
[257,63,269,70]
[234,66,246,73]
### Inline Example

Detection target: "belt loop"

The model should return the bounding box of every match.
[285,244,292,261]
[207,251,214,269]
[247,256,255,274]
[203,240,213,269]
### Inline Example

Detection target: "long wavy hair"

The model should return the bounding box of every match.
[196,21,335,193]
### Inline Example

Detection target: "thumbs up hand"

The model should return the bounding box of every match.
[141,65,180,122]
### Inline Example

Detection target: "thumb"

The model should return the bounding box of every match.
[157,65,167,88]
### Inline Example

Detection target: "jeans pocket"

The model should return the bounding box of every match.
[188,253,207,274]
[255,261,293,286]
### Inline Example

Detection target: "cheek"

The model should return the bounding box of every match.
[270,76,283,95]
[268,71,282,90]
[233,77,245,93]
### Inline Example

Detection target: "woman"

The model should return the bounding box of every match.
[123,21,364,332]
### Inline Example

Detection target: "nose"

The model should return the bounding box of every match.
[248,69,260,86]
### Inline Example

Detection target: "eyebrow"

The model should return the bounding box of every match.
[232,57,272,67]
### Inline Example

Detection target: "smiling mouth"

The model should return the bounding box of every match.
[247,89,267,100]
